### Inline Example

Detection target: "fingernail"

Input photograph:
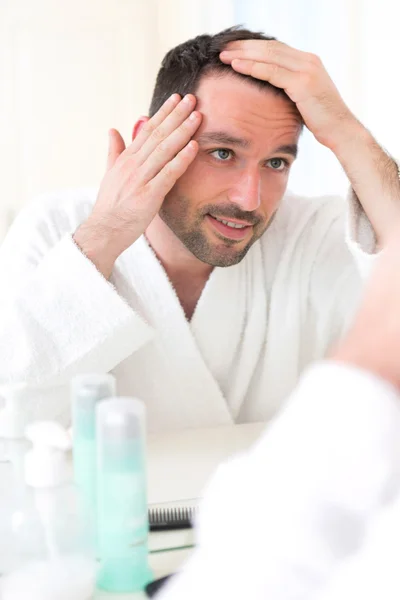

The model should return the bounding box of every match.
[166,94,178,106]
[189,112,198,121]
[183,94,193,104]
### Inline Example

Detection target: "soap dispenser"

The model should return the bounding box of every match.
[0,384,33,576]
[0,421,97,600]
[0,383,32,469]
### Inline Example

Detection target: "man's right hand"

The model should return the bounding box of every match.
[73,93,202,278]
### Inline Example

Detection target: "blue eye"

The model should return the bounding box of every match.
[267,158,286,171]
[210,149,232,161]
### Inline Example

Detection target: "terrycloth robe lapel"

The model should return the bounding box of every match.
[190,241,267,420]
[114,236,234,426]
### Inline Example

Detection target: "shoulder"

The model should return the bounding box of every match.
[276,190,346,229]
[259,190,347,253]
[0,187,98,272]
[16,187,98,235]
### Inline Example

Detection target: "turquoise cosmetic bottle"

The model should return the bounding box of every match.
[71,374,116,521]
[96,397,152,593]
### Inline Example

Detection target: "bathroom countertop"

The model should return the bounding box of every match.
[147,421,265,504]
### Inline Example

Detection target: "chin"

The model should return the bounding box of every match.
[191,239,254,268]
[206,254,247,268]
[160,209,259,267]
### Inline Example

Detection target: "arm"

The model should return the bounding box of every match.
[0,200,154,387]
[220,40,400,245]
[328,123,400,248]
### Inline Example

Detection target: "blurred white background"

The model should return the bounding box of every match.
[0,0,398,241]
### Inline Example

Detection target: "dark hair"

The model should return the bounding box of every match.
[149,25,294,117]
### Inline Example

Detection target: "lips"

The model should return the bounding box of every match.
[206,214,252,241]
[211,215,253,227]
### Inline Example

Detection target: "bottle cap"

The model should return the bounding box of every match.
[96,397,145,443]
[71,373,116,412]
[24,421,72,488]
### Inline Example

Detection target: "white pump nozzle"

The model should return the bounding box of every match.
[24,422,72,489]
[0,383,30,440]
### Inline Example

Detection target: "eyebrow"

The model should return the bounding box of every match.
[274,144,298,159]
[197,131,250,148]
[197,131,298,158]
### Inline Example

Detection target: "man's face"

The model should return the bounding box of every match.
[159,73,302,267]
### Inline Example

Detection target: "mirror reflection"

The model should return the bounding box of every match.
[0,1,399,598]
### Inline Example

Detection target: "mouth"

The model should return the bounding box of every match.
[205,214,253,241]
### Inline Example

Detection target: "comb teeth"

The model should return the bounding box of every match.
[148,506,197,530]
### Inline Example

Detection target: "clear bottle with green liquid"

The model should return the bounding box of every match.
[71,373,116,525]
[96,396,152,593]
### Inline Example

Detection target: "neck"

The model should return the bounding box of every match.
[145,215,213,319]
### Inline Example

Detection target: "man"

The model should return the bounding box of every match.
[156,228,400,600]
[0,26,399,428]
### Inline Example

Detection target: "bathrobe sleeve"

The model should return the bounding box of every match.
[0,192,154,388]
[304,189,382,358]
[345,188,380,277]
[158,362,400,600]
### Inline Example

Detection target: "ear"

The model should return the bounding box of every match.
[132,116,150,141]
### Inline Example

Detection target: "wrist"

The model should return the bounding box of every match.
[73,219,127,279]
[325,117,370,155]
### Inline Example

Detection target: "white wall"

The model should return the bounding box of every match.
[0,0,235,241]
[2,0,399,240]
[0,0,159,222]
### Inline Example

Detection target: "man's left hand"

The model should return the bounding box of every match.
[220,40,360,151]
[221,39,400,244]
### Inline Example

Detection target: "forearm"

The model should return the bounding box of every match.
[328,121,400,245]
[73,218,131,280]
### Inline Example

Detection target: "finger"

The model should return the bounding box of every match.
[107,129,126,171]
[146,140,198,199]
[221,40,316,71]
[221,48,302,72]
[134,94,197,166]
[123,93,182,157]
[139,111,202,184]
[230,58,294,91]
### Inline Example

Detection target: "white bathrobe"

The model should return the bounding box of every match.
[158,362,400,600]
[0,188,375,429]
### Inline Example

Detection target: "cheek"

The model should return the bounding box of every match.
[175,159,230,199]
[260,174,289,213]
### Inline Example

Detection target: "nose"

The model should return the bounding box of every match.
[229,168,261,212]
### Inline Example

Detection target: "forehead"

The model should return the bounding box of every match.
[194,73,302,144]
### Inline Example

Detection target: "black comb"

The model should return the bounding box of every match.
[148,506,197,531]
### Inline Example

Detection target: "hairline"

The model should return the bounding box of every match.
[192,67,303,126]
